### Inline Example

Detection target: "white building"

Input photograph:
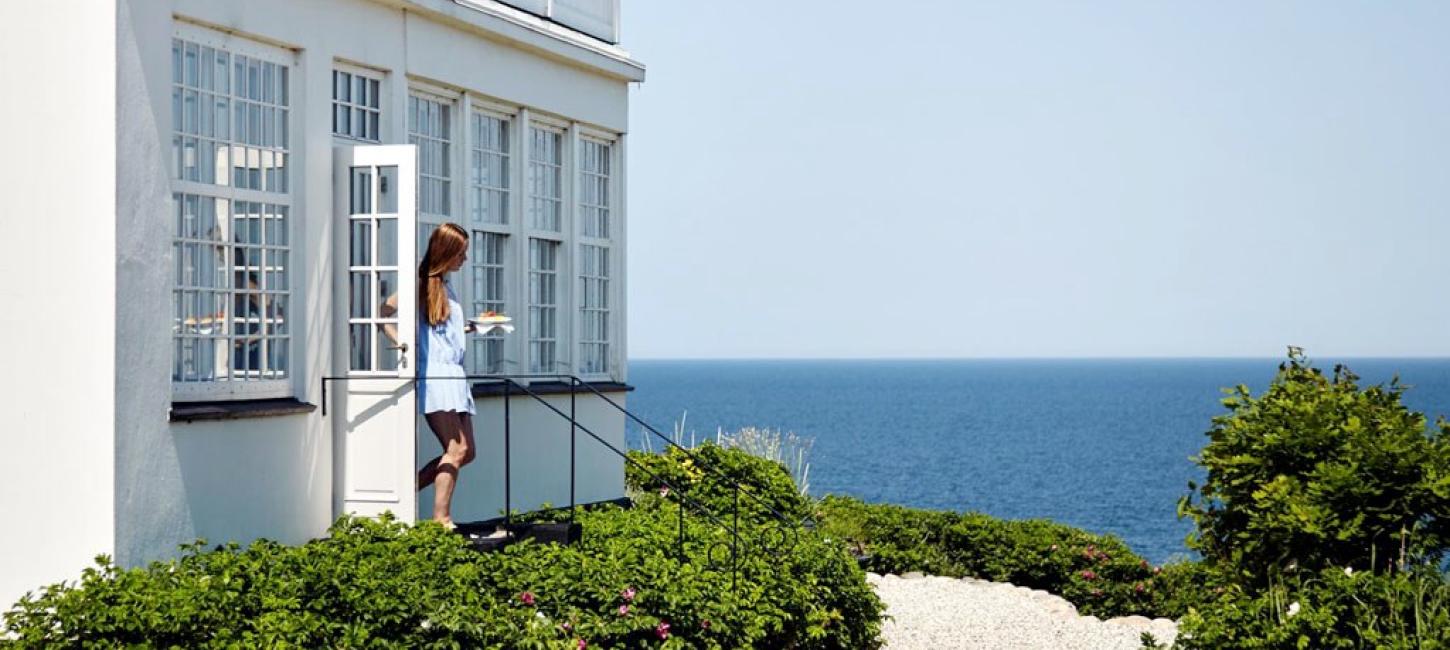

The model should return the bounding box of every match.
[0,0,644,610]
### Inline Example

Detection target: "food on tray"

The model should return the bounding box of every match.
[473,312,512,324]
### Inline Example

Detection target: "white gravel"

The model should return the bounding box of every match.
[869,572,1177,650]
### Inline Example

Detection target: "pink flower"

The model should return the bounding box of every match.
[1134,583,1145,593]
[561,621,572,632]
[659,486,670,498]
[656,621,671,640]
[1049,544,1058,552]
[618,604,630,616]
[518,591,536,606]
[1153,566,1162,575]
[1080,570,1097,580]
[621,587,637,601]
[576,640,587,649]
[701,619,712,630]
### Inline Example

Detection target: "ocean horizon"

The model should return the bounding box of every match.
[622,357,1450,564]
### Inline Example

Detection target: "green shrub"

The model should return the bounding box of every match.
[1179,351,1450,585]
[1175,566,1450,649]
[3,501,881,648]
[626,443,813,525]
[813,495,1191,619]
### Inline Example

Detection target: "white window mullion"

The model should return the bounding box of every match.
[614,134,626,383]
[562,122,578,377]
[513,107,531,378]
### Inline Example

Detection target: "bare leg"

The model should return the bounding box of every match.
[418,413,477,488]
[419,411,476,525]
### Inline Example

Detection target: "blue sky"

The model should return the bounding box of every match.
[623,1,1449,359]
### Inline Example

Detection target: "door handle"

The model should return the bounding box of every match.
[388,342,409,353]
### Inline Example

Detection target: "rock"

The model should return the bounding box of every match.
[1107,615,1152,628]
[900,571,925,579]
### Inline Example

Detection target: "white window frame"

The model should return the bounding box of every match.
[466,104,517,375]
[332,61,386,143]
[524,116,570,376]
[574,130,616,380]
[408,85,460,263]
[171,23,297,401]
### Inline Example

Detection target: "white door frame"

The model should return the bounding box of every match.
[331,144,418,522]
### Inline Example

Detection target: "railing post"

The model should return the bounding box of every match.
[504,379,512,528]
[569,377,577,524]
[732,487,740,592]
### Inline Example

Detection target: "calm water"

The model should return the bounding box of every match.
[622,358,1450,564]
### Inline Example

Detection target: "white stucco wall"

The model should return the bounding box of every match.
[0,0,118,609]
[110,0,634,570]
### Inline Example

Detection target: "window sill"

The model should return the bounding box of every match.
[471,380,634,398]
[170,398,317,423]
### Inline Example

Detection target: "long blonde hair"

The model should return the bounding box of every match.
[419,223,469,327]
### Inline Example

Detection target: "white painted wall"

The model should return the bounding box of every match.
[106,0,635,573]
[421,394,628,523]
[0,0,118,610]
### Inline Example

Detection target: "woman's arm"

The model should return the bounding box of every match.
[380,293,401,344]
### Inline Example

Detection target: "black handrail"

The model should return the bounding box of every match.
[320,373,803,589]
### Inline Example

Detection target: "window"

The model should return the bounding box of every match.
[410,93,453,248]
[578,244,609,375]
[528,238,559,373]
[470,112,510,225]
[171,34,292,396]
[527,126,563,232]
[471,232,508,373]
[468,110,512,374]
[333,69,381,142]
[577,137,612,375]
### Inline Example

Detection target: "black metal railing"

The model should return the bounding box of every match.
[320,373,804,590]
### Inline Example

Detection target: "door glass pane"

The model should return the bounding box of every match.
[350,324,371,371]
[375,330,398,371]
[351,220,372,267]
[350,167,371,215]
[378,166,398,213]
[377,218,397,267]
[350,271,372,319]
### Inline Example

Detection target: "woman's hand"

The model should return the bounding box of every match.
[464,321,477,334]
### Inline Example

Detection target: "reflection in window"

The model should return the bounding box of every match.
[171,35,291,390]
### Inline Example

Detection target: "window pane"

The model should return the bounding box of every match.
[377,218,398,267]
[351,220,372,266]
[351,272,372,319]
[378,166,398,214]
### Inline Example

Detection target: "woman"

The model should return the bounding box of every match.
[413,223,482,529]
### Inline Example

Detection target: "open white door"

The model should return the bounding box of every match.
[332,145,418,521]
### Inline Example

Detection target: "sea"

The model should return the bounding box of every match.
[621,358,1450,564]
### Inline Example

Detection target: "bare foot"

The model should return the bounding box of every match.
[433,518,457,530]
